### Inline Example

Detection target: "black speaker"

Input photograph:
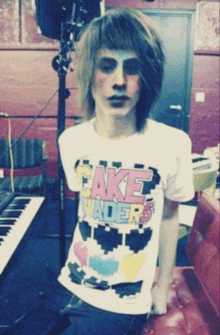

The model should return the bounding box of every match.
[35,0,101,40]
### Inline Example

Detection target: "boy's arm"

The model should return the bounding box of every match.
[151,197,179,315]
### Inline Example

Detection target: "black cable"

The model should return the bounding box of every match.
[14,89,59,142]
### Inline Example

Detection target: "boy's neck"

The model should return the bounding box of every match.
[94,110,136,140]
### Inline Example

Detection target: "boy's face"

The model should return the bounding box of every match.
[92,49,140,118]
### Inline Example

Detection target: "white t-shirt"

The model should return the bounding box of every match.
[58,118,194,315]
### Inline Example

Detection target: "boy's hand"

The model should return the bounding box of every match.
[150,283,170,315]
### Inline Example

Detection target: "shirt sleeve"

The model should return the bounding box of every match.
[58,130,81,192]
[164,132,195,202]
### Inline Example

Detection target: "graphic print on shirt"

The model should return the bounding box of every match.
[68,159,161,297]
[68,260,143,297]
[76,160,160,224]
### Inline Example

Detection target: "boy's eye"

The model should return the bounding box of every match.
[124,59,140,75]
[97,59,116,74]
[99,64,115,73]
[124,65,139,75]
[96,57,140,75]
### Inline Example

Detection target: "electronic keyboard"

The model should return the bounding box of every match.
[0,191,44,284]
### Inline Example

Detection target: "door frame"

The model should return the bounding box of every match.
[141,9,196,132]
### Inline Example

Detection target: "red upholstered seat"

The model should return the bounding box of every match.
[142,193,219,335]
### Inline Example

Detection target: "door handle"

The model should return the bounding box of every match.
[169,105,182,111]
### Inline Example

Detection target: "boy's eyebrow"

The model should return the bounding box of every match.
[98,57,117,63]
[124,58,140,64]
[98,57,138,63]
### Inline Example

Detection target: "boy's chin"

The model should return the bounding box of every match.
[95,103,136,118]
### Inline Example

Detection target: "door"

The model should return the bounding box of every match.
[142,10,195,132]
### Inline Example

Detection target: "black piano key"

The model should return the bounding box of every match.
[1,210,22,218]
[8,204,27,210]
[192,157,208,163]
[0,227,11,235]
[13,199,30,205]
[0,219,16,225]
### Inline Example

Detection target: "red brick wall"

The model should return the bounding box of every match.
[0,50,80,173]
[0,0,81,177]
[0,0,219,179]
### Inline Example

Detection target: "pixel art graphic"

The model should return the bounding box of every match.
[67,159,161,298]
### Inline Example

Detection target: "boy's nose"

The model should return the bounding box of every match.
[114,66,126,86]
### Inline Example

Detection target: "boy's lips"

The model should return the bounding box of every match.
[108,95,130,101]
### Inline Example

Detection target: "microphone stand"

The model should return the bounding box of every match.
[53,0,101,267]
[55,4,77,267]
[57,68,68,268]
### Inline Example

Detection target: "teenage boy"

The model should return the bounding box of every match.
[58,8,194,335]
